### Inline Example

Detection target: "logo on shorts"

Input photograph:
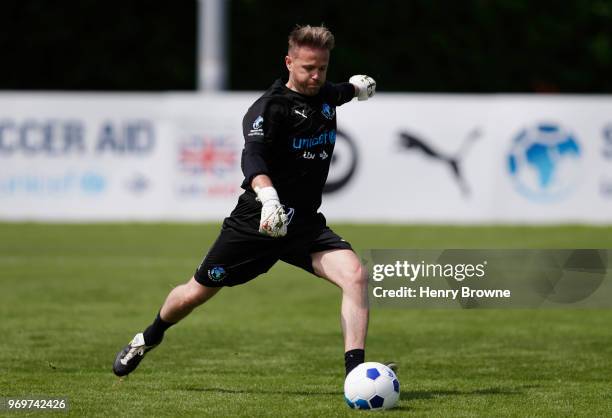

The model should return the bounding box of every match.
[207,266,227,282]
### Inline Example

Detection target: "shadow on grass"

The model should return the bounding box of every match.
[184,386,419,413]
[176,385,538,414]
[182,385,535,400]
[400,385,537,401]
[183,387,341,396]
[390,386,537,412]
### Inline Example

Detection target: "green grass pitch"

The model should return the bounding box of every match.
[1,223,611,417]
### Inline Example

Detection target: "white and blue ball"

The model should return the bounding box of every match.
[344,362,400,410]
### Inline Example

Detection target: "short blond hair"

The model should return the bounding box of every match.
[288,25,335,53]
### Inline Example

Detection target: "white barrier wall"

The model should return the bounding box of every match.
[0,93,611,223]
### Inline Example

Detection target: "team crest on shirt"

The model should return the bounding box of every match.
[208,266,227,282]
[321,103,335,120]
[248,116,264,137]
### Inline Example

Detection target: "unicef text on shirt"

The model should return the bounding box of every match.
[292,130,336,150]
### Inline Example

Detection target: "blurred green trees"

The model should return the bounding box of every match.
[2,0,611,92]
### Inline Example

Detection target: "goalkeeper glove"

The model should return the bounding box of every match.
[349,75,376,101]
[255,186,288,237]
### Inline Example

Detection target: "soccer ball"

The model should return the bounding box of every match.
[344,362,400,410]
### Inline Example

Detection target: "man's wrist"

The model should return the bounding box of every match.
[254,186,280,205]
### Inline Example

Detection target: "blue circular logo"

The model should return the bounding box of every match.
[507,123,582,201]
[207,266,226,282]
[80,172,106,194]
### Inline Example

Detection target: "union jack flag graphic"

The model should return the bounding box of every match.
[178,136,237,176]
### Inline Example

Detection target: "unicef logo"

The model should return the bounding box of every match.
[80,172,106,194]
[507,123,582,201]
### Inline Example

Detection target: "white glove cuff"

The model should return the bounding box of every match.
[254,186,280,205]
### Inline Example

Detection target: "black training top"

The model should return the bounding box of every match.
[232,78,355,224]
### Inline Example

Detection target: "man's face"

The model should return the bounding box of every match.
[285,46,330,96]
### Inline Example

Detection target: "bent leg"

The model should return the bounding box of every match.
[113,277,221,377]
[142,277,220,346]
[311,249,368,352]
[160,276,221,323]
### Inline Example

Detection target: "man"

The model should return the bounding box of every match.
[113,25,376,378]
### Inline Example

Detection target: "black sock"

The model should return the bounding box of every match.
[142,312,175,346]
[345,349,365,376]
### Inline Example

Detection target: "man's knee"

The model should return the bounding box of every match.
[180,278,218,308]
[338,262,367,290]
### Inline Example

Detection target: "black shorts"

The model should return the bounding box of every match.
[194,213,352,287]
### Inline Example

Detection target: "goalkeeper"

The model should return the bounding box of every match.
[113,24,376,378]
